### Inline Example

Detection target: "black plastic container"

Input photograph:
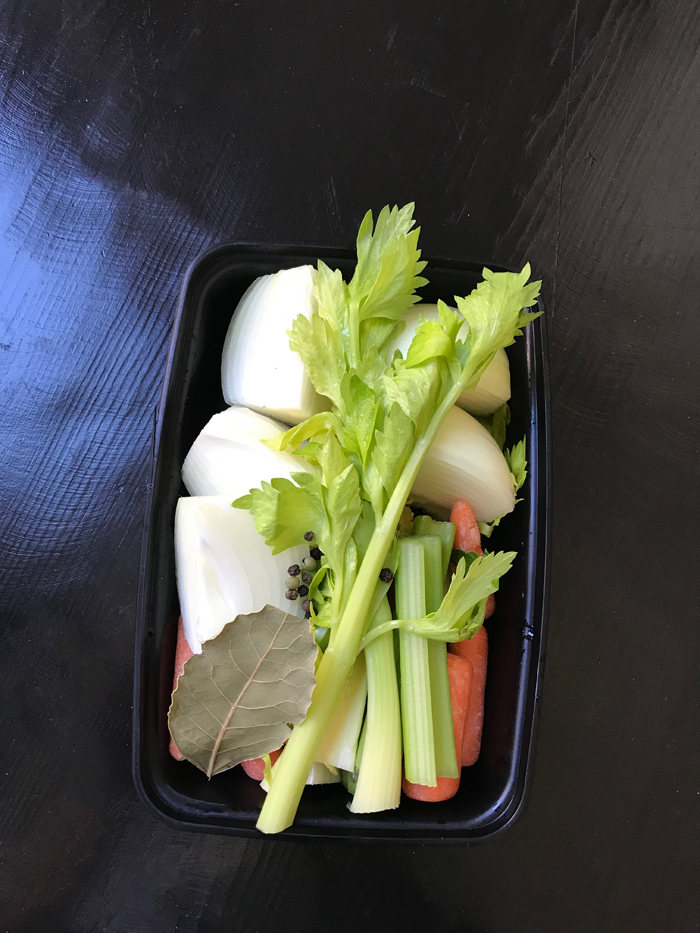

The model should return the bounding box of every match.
[133,244,550,841]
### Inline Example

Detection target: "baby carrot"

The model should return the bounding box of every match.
[449,625,488,766]
[451,498,481,554]
[241,748,283,782]
[402,653,473,802]
[169,617,194,761]
[450,498,495,618]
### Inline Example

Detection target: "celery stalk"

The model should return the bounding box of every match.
[428,641,457,777]
[420,535,445,614]
[315,652,367,771]
[412,515,456,580]
[412,521,459,776]
[419,535,458,779]
[396,537,436,786]
[350,597,402,812]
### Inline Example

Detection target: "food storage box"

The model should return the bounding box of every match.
[132,243,550,841]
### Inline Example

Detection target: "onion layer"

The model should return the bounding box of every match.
[182,405,314,499]
[411,406,515,522]
[221,266,331,425]
[175,496,307,653]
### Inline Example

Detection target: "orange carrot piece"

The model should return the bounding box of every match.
[450,499,496,620]
[402,654,473,802]
[450,499,482,555]
[169,617,194,761]
[447,653,473,767]
[449,625,488,766]
[240,748,283,782]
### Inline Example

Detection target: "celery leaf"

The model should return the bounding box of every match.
[372,402,414,499]
[288,311,347,410]
[316,432,350,484]
[384,358,441,428]
[455,265,541,390]
[324,464,363,570]
[404,318,458,369]
[264,411,342,454]
[505,437,528,492]
[350,204,428,324]
[340,376,379,467]
[233,473,327,555]
[475,402,511,450]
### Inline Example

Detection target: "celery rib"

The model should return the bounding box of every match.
[315,653,367,772]
[396,537,436,786]
[419,534,458,779]
[350,597,402,813]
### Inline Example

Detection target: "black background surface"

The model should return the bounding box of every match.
[1,1,698,931]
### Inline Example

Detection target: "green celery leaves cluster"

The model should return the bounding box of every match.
[235,205,539,635]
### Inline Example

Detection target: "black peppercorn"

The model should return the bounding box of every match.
[301,599,311,613]
[310,547,323,560]
[304,530,314,541]
[285,588,298,600]
[297,584,309,597]
[301,572,312,584]
[379,568,394,583]
[287,564,300,577]
[304,610,311,619]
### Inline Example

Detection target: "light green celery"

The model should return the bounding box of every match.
[350,597,401,813]
[257,379,476,834]
[419,535,458,780]
[412,515,456,580]
[341,714,368,795]
[396,537,435,786]
[315,653,367,771]
[329,537,358,646]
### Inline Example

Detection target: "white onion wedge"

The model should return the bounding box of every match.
[174,496,307,653]
[182,405,314,498]
[387,303,511,416]
[411,406,515,522]
[221,265,331,425]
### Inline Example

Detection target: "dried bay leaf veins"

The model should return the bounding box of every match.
[168,605,318,777]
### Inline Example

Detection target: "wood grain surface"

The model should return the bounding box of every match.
[1,1,697,930]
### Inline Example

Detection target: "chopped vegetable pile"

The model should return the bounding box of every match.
[168,204,541,834]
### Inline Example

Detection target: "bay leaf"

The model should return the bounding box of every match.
[168,604,318,777]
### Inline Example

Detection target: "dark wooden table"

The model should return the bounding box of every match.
[1,2,697,930]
